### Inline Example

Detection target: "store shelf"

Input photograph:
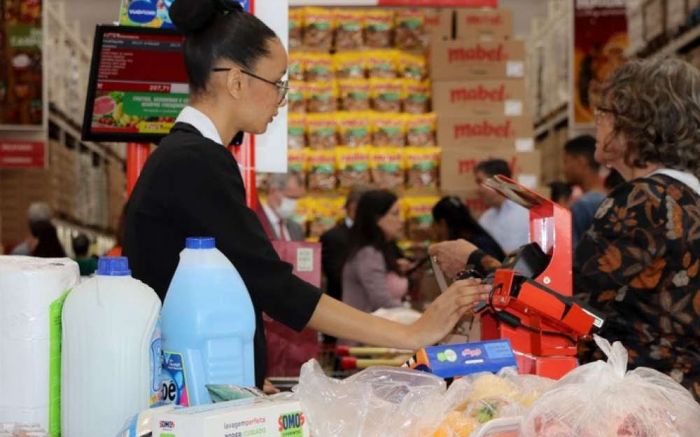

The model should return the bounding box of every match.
[630,24,700,59]
[533,104,568,138]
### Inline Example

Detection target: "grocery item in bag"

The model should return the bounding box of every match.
[336,146,371,190]
[371,147,405,190]
[307,149,337,192]
[333,51,366,79]
[364,9,394,48]
[338,79,371,112]
[337,111,372,147]
[303,7,333,49]
[334,8,363,50]
[403,196,439,241]
[404,79,431,114]
[395,9,425,50]
[288,80,307,113]
[288,52,305,81]
[366,50,399,79]
[307,81,337,113]
[372,112,406,147]
[288,8,303,49]
[406,113,436,147]
[521,335,700,437]
[398,52,427,80]
[405,147,439,189]
[287,113,306,150]
[371,78,404,113]
[306,113,338,149]
[304,52,334,82]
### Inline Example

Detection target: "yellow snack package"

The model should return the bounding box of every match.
[364,9,394,48]
[307,149,337,192]
[309,197,344,238]
[303,7,334,50]
[288,113,306,150]
[404,147,440,190]
[337,111,372,147]
[334,8,363,51]
[306,113,338,150]
[307,81,338,113]
[403,80,431,114]
[288,52,305,81]
[288,80,307,113]
[289,8,304,49]
[290,197,312,235]
[338,79,371,112]
[398,52,427,80]
[336,146,371,190]
[333,51,366,80]
[371,78,404,113]
[366,50,399,79]
[372,112,406,147]
[370,147,405,190]
[395,9,425,50]
[403,196,440,241]
[405,113,437,147]
[287,148,308,187]
[304,52,334,82]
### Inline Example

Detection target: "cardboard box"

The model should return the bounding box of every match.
[440,146,541,192]
[425,7,452,41]
[437,115,534,151]
[432,79,527,117]
[153,398,309,437]
[455,8,513,41]
[643,0,666,41]
[430,39,525,80]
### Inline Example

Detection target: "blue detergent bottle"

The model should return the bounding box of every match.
[160,237,256,406]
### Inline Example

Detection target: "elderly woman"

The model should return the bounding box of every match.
[429,57,700,401]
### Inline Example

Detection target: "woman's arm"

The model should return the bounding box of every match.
[429,239,502,279]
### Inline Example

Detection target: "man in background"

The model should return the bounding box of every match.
[72,233,97,276]
[255,173,305,241]
[11,202,54,255]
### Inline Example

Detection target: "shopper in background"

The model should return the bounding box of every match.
[432,196,505,261]
[563,135,606,245]
[548,181,573,207]
[474,159,530,254]
[11,201,52,255]
[72,233,97,276]
[124,0,490,389]
[255,173,305,241]
[429,57,700,401]
[30,220,66,258]
[342,190,408,314]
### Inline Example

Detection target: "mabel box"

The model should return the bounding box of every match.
[430,40,525,80]
[455,8,513,41]
[432,79,527,117]
[437,115,534,150]
[153,398,308,437]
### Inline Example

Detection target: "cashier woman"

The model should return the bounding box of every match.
[122,0,490,388]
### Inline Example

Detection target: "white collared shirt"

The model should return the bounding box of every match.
[175,106,224,146]
[261,201,290,241]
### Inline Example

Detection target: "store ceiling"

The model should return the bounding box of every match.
[65,0,547,43]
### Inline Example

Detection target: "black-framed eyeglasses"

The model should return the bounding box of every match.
[212,67,289,105]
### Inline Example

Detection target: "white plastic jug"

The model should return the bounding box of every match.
[61,257,161,437]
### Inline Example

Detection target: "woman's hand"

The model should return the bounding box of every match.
[407,278,491,348]
[428,239,479,279]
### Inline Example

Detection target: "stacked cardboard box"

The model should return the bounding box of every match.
[431,8,540,213]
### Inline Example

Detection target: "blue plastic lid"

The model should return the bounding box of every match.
[97,256,131,276]
[186,237,216,249]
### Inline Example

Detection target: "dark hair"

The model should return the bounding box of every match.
[564,135,599,171]
[347,190,400,274]
[169,0,278,94]
[475,159,512,179]
[432,196,487,241]
[602,57,700,177]
[72,233,90,257]
[548,181,573,204]
[604,169,625,192]
[31,221,66,258]
[345,184,370,209]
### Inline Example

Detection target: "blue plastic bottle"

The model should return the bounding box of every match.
[160,237,256,406]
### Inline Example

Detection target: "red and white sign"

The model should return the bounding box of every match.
[0,140,45,168]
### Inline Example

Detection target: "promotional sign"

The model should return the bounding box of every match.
[573,0,628,127]
[0,0,44,129]
[0,140,45,168]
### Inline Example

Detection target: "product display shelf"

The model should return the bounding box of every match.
[633,23,700,59]
[533,104,568,139]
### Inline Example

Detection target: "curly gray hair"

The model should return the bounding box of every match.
[603,57,700,177]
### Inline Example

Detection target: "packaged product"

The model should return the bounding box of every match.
[288,52,305,81]
[290,197,312,233]
[366,50,399,79]
[338,79,371,112]
[364,9,394,48]
[395,9,425,50]
[333,51,366,79]
[403,196,440,241]
[333,8,364,51]
[336,146,371,190]
[403,80,431,114]
[398,52,427,80]
[370,147,405,190]
[288,8,303,49]
[404,147,439,190]
[309,197,344,238]
[337,111,372,147]
[303,7,334,50]
[372,112,406,147]
[304,52,334,82]
[371,78,404,113]
[287,113,306,150]
[306,81,337,113]
[307,149,337,192]
[288,80,307,113]
[405,113,436,147]
[287,148,307,187]
[306,113,338,150]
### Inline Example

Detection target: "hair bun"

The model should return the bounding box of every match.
[169,0,220,34]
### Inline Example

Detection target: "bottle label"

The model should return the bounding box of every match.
[162,351,189,407]
[149,321,163,406]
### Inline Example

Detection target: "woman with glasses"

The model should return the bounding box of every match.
[428,57,700,401]
[123,0,490,390]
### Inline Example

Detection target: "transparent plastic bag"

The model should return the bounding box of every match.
[521,335,700,437]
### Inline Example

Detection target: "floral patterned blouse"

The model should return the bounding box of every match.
[575,174,700,401]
